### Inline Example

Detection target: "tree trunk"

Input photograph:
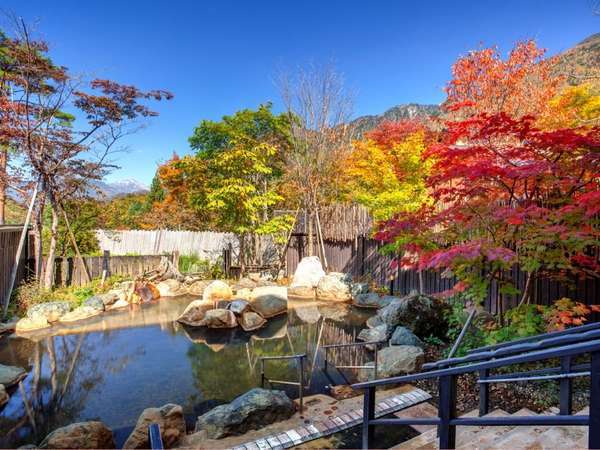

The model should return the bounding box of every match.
[239,233,246,277]
[0,146,7,225]
[418,269,424,294]
[307,209,314,257]
[43,200,59,290]
[33,191,46,285]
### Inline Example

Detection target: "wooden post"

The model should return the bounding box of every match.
[438,375,457,449]
[172,250,180,271]
[60,204,91,284]
[362,386,376,449]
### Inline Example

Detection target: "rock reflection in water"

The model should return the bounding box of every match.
[0,296,373,448]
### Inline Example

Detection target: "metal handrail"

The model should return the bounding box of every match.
[148,423,163,450]
[322,340,386,378]
[352,338,600,449]
[467,321,600,355]
[423,326,600,370]
[259,353,306,412]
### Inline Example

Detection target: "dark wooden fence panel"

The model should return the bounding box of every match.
[286,235,600,311]
[44,254,163,288]
[0,226,30,304]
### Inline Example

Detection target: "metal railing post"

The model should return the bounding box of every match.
[589,351,600,449]
[374,344,379,379]
[148,423,164,450]
[299,355,304,413]
[324,347,328,372]
[479,369,489,416]
[260,359,265,388]
[438,375,457,449]
[559,355,573,415]
[362,385,376,449]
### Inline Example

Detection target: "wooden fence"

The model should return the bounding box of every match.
[0,225,31,305]
[44,253,164,287]
[286,235,600,312]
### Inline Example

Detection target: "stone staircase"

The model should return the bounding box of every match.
[393,406,589,449]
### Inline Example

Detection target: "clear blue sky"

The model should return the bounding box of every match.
[3,0,598,185]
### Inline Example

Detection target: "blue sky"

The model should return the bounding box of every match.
[3,0,598,185]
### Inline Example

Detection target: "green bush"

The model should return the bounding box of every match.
[178,254,224,279]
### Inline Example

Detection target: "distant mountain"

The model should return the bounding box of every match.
[555,32,600,85]
[94,179,149,198]
[351,103,441,135]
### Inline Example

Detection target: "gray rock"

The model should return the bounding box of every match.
[376,345,424,378]
[351,282,369,298]
[249,286,288,318]
[0,364,27,387]
[353,293,382,308]
[376,292,448,337]
[123,403,185,449]
[235,277,257,290]
[357,324,390,344]
[366,315,384,329]
[96,291,120,307]
[83,296,105,312]
[195,388,295,439]
[27,302,71,323]
[228,299,251,315]
[390,326,424,348]
[39,421,115,449]
[316,273,352,301]
[239,311,266,332]
[291,256,325,288]
[156,279,188,297]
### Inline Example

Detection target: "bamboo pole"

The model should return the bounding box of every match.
[315,208,328,271]
[59,202,91,284]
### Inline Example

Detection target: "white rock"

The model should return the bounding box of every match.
[291,256,325,288]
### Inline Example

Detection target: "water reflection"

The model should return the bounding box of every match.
[0,296,373,448]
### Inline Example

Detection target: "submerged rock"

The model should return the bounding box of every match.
[239,311,267,332]
[0,363,26,387]
[195,388,295,439]
[156,279,188,297]
[123,403,186,449]
[27,302,71,323]
[39,421,115,449]
[60,305,103,322]
[390,326,424,348]
[201,309,238,328]
[202,280,233,303]
[249,286,288,318]
[176,300,213,326]
[316,273,352,301]
[291,256,325,288]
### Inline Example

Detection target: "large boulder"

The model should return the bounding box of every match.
[27,301,71,323]
[176,300,213,326]
[353,293,382,308]
[202,280,233,303]
[39,421,115,449]
[376,291,448,337]
[366,315,384,329]
[249,286,288,318]
[60,305,103,323]
[316,273,352,301]
[0,364,26,387]
[135,282,160,302]
[123,403,185,449]
[390,326,424,348]
[97,291,120,307]
[234,288,252,300]
[156,279,188,297]
[195,388,295,439]
[351,282,369,298]
[376,345,424,378]
[235,277,258,290]
[239,311,267,332]
[201,309,238,329]
[188,280,209,296]
[291,256,325,288]
[15,316,50,332]
[357,324,390,344]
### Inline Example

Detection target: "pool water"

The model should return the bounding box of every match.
[0,296,375,448]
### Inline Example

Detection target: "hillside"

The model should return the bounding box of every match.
[555,32,600,84]
[351,103,440,136]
